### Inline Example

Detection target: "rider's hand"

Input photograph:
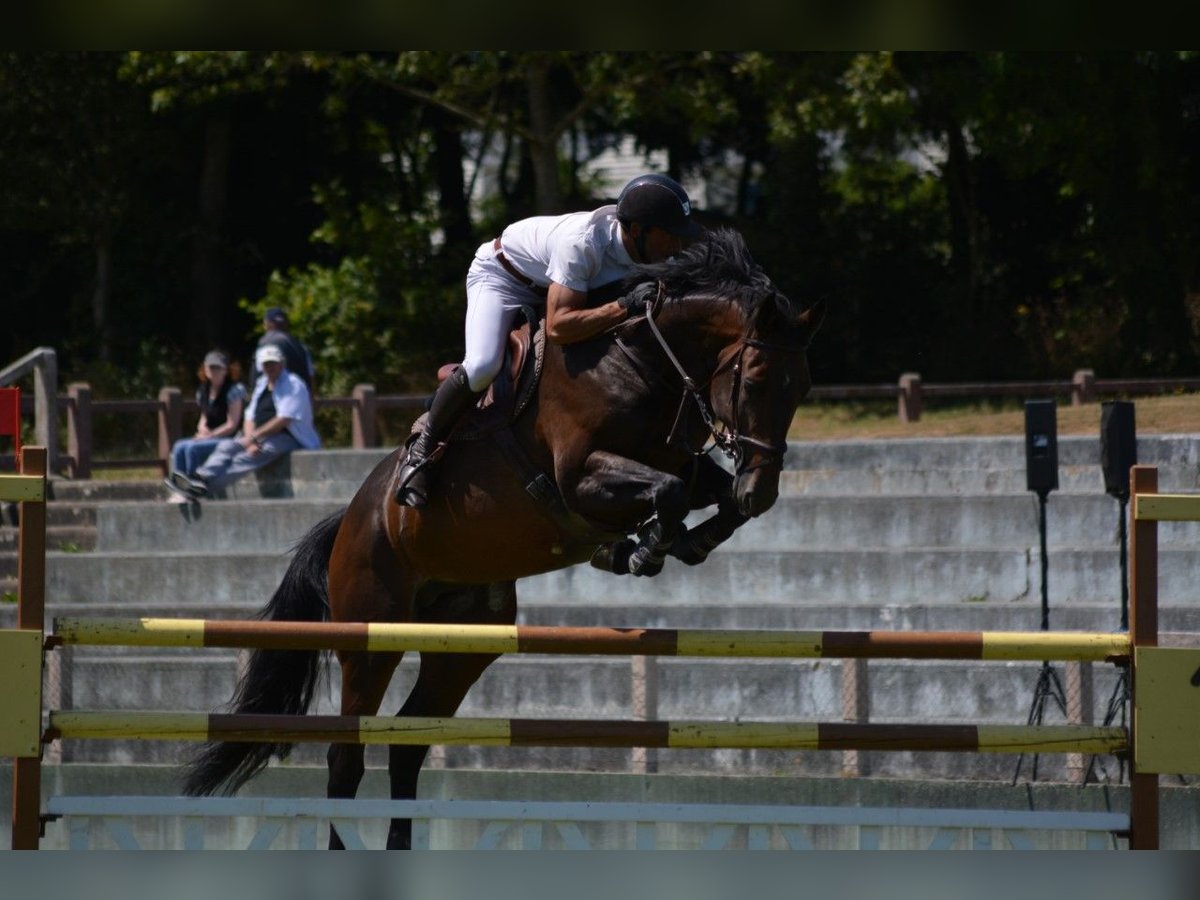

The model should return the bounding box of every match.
[617,283,656,314]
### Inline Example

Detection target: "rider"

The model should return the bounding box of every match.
[395,173,704,507]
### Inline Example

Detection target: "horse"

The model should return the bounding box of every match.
[182,227,826,848]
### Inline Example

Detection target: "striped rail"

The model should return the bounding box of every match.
[51,617,1132,661]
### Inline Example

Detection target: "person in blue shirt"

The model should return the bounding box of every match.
[166,343,321,500]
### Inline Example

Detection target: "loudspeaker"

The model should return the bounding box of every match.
[1101,400,1137,499]
[1025,400,1059,494]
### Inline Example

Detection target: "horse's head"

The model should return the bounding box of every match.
[709,291,826,518]
[634,227,826,518]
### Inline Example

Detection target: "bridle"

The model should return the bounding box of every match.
[643,282,808,473]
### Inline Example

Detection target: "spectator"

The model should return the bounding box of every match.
[164,351,247,498]
[253,306,316,393]
[167,344,320,500]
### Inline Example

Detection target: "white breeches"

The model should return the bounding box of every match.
[461,241,544,392]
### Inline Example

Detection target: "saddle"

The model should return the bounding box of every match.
[410,304,545,442]
[407,303,622,545]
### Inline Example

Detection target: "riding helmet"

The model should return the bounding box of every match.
[616,173,702,238]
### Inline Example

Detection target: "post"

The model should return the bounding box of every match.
[1072,369,1096,406]
[1128,465,1159,850]
[352,384,377,449]
[158,387,183,475]
[1065,661,1093,783]
[841,658,870,776]
[898,373,922,423]
[32,350,58,476]
[631,655,659,774]
[11,446,46,849]
[66,383,92,480]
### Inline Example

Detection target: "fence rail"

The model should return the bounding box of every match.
[6,352,1200,476]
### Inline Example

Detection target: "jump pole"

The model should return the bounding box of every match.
[50,618,1131,662]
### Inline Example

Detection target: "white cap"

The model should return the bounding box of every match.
[255,344,286,367]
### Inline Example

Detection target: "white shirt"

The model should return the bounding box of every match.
[498,206,635,293]
[246,369,321,450]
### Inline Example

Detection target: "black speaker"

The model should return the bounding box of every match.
[1025,400,1059,494]
[1101,400,1137,499]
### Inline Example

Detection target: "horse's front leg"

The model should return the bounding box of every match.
[565,451,690,578]
[671,455,750,566]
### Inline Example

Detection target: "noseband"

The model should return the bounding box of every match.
[643,283,807,472]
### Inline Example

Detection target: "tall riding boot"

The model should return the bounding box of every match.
[394,367,483,507]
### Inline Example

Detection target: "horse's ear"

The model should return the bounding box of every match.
[797,299,827,337]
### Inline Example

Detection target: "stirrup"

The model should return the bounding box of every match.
[394,443,443,507]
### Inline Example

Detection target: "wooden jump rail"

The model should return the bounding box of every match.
[50,617,1131,661]
[4,453,1200,849]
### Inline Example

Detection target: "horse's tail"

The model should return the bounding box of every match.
[182,509,345,797]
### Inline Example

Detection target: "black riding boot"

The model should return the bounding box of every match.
[394,367,483,507]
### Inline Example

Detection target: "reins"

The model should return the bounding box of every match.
[643,282,801,471]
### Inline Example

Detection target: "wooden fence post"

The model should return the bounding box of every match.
[1072,369,1096,405]
[158,387,182,474]
[898,373,922,423]
[66,383,92,480]
[352,384,377,449]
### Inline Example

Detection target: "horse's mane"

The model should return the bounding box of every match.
[628,227,797,319]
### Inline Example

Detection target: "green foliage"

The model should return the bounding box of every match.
[4,50,1200,407]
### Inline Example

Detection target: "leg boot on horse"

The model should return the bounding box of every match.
[395,366,483,507]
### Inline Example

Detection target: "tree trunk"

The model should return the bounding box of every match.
[525,58,562,214]
[429,108,472,249]
[91,228,114,363]
[190,113,231,354]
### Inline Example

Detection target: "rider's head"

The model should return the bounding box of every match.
[616,173,702,263]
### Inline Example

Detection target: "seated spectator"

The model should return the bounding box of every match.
[164,351,247,494]
[252,306,316,394]
[166,344,320,500]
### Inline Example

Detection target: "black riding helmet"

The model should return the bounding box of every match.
[616,173,703,241]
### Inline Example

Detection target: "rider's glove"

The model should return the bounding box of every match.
[618,283,656,314]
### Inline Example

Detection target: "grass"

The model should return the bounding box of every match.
[788,393,1200,441]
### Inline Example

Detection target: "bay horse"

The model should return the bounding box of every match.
[182,227,825,848]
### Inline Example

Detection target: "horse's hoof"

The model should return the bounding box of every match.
[627,547,667,577]
[590,539,634,575]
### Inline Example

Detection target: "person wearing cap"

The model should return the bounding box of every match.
[163,350,248,495]
[253,306,316,393]
[168,343,321,499]
[395,172,704,508]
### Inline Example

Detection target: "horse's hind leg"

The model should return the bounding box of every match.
[385,580,517,850]
[327,647,403,849]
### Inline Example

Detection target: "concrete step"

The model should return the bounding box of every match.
[31,544,1199,608]
[782,434,1200,471]
[90,499,344,553]
[0,525,95,552]
[74,492,1193,555]
[46,479,167,502]
[778,464,1200,496]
